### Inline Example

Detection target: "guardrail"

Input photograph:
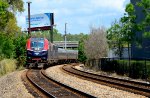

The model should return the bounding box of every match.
[53,41,78,48]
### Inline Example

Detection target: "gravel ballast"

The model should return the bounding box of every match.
[45,64,147,98]
[0,70,33,98]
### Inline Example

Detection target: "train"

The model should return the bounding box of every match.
[26,37,78,68]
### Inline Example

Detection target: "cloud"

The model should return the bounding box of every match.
[16,14,26,29]
[17,0,129,34]
[89,0,126,12]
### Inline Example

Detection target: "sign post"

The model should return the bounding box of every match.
[50,13,54,43]
[27,0,32,37]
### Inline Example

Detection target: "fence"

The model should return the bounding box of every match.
[86,58,150,80]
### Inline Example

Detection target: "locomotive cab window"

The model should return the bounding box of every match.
[31,41,44,48]
[31,41,44,51]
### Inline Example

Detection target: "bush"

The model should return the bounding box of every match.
[0,59,17,76]
[2,38,15,58]
[101,59,117,72]
[0,33,15,58]
[100,58,149,79]
[13,36,27,68]
[115,60,129,75]
[129,62,145,79]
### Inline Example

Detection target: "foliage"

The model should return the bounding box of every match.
[107,3,137,58]
[0,0,23,34]
[121,3,136,43]
[4,18,21,36]
[0,33,15,58]
[121,3,137,59]
[78,35,88,63]
[136,0,150,38]
[0,0,9,30]
[0,31,27,70]
[98,58,149,79]
[0,59,17,77]
[84,26,108,59]
[4,0,24,13]
[13,35,28,67]
[107,21,124,58]
[0,0,25,77]
[31,30,89,42]
[67,33,88,41]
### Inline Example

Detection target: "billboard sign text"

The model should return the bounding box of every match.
[26,13,51,28]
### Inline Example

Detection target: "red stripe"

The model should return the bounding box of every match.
[44,38,49,50]
[26,38,31,50]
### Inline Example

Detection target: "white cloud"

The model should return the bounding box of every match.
[86,0,126,12]
[16,14,26,28]
[17,0,129,34]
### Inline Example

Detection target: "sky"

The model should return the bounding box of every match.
[16,0,130,34]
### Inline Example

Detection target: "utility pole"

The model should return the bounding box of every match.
[64,23,67,50]
[50,26,53,43]
[27,0,32,37]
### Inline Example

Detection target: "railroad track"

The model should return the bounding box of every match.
[62,64,150,97]
[23,68,95,98]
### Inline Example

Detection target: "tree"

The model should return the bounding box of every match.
[0,0,24,59]
[108,3,136,58]
[136,0,150,37]
[78,36,88,63]
[0,1,9,31]
[107,20,124,58]
[84,26,108,59]
[5,0,24,13]
[0,33,15,58]
[120,3,136,59]
[4,18,21,36]
[0,0,24,34]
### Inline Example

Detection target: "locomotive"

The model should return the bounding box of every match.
[26,37,78,68]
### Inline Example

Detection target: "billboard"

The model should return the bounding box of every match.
[26,13,53,30]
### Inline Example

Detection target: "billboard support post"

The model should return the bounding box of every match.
[50,13,54,43]
[27,1,32,37]
[51,26,53,43]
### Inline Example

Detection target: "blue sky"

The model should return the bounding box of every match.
[16,0,130,34]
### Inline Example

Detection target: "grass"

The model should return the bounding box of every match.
[0,59,17,77]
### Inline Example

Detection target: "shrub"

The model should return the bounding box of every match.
[115,60,129,75]
[100,59,149,79]
[101,59,117,72]
[0,33,15,58]
[0,59,17,76]
[13,36,27,68]
[129,62,144,79]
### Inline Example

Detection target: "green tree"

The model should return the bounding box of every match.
[107,3,137,59]
[0,0,24,34]
[137,0,150,37]
[0,33,15,58]
[4,18,21,36]
[120,3,136,59]
[107,21,124,58]
[53,29,63,41]
[13,35,27,67]
[5,0,24,12]
[0,1,9,30]
[78,36,88,63]
[0,0,24,60]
